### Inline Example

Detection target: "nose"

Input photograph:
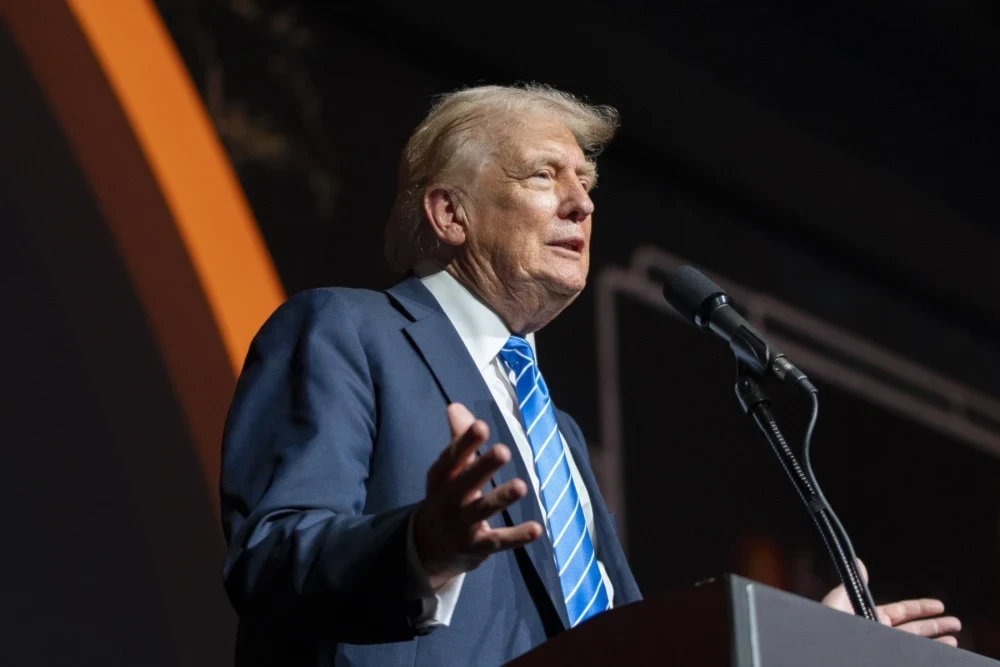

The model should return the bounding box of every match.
[559,181,595,223]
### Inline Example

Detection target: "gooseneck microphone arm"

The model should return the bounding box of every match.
[663,266,878,621]
[734,368,878,621]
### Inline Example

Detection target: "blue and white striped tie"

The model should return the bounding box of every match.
[498,336,610,627]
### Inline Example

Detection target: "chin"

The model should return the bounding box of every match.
[541,271,587,297]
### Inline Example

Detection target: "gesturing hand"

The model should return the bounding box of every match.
[821,560,961,646]
[413,403,543,590]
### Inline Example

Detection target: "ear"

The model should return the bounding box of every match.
[423,185,468,247]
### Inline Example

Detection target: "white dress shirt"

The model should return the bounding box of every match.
[405,267,614,629]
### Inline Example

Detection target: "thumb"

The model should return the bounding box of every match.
[821,582,850,612]
[855,558,869,584]
[821,559,869,613]
[854,559,891,625]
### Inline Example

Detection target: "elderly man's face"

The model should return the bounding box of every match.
[462,115,596,299]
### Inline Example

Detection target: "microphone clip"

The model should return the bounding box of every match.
[729,326,775,382]
[734,363,770,415]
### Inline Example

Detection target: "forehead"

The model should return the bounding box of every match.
[497,114,587,166]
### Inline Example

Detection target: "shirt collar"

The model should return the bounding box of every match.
[416,263,538,372]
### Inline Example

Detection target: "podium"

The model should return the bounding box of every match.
[508,575,997,666]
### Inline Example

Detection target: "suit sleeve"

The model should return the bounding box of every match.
[220,289,419,643]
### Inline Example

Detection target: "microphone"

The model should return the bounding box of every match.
[663,267,879,621]
[662,266,816,393]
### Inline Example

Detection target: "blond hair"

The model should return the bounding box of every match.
[384,83,620,272]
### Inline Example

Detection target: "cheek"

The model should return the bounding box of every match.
[512,231,543,268]
[482,221,533,272]
[504,198,554,256]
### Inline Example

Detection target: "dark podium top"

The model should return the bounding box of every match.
[508,575,996,666]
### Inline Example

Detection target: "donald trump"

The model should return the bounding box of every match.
[220,83,960,666]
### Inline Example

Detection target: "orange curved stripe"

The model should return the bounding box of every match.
[66,0,285,373]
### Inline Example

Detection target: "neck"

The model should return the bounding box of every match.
[436,260,575,335]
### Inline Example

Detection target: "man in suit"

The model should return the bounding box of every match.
[220,84,960,666]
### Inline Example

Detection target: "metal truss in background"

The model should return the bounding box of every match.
[594,246,1000,552]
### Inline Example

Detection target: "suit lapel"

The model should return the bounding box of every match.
[401,309,494,407]
[387,277,571,628]
[476,398,571,630]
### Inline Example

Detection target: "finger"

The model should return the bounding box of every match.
[879,599,946,626]
[820,560,870,613]
[894,616,962,639]
[446,420,490,476]
[434,407,489,481]
[447,403,476,440]
[427,421,486,489]
[470,521,544,554]
[820,584,848,612]
[446,444,511,501]
[428,404,479,483]
[855,558,869,584]
[936,636,959,647]
[459,478,529,525]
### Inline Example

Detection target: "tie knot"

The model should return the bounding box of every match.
[498,336,536,374]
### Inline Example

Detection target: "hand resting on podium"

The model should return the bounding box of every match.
[821,559,961,646]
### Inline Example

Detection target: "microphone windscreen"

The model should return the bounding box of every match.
[662,266,727,323]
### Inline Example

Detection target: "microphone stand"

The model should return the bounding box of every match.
[734,362,879,622]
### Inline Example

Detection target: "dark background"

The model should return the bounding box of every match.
[3,0,1000,662]
[157,0,1000,656]
[155,0,1000,654]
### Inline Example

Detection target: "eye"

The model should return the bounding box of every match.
[533,169,553,180]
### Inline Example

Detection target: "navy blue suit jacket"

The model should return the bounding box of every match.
[220,276,642,666]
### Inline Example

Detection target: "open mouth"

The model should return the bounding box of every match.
[548,239,584,254]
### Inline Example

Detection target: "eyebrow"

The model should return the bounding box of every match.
[524,152,599,185]
[578,161,598,186]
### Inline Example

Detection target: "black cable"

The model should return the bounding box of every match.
[801,390,879,616]
[736,373,878,621]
